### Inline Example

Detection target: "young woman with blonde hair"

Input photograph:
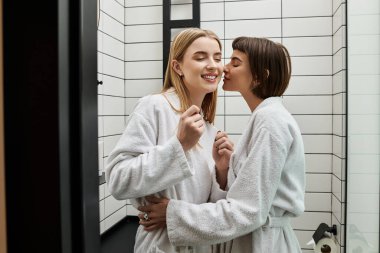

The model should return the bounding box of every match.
[139,37,306,253]
[105,28,233,253]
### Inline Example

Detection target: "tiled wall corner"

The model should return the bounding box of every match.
[332,0,346,252]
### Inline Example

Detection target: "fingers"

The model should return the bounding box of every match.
[216,139,233,150]
[218,148,233,156]
[214,135,234,150]
[138,211,167,232]
[138,212,147,221]
[143,222,166,232]
[214,131,230,145]
[137,205,152,213]
[138,212,166,221]
[187,113,204,129]
[138,214,165,223]
[189,113,202,122]
[182,105,200,117]
[145,195,168,204]
[215,131,227,140]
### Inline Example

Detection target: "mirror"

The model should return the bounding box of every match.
[97,1,379,252]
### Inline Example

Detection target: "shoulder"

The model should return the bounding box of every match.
[133,93,171,116]
[253,98,300,142]
[135,93,166,108]
[254,98,287,125]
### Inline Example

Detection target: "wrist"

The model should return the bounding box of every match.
[215,164,229,172]
[215,166,228,190]
[177,135,190,152]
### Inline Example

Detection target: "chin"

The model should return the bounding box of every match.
[204,83,218,92]
[222,83,233,91]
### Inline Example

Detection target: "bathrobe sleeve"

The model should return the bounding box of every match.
[167,127,290,246]
[105,110,194,200]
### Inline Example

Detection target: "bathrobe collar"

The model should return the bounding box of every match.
[162,87,181,111]
[162,87,214,153]
[252,96,283,113]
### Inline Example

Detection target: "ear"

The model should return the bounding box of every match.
[171,60,183,77]
[265,69,270,79]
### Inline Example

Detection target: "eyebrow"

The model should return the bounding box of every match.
[193,51,222,56]
[230,56,242,62]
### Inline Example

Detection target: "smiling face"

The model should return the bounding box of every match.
[223,50,255,95]
[173,37,223,100]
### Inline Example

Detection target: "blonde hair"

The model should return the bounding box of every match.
[162,28,221,124]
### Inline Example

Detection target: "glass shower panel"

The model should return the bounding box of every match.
[347,0,380,252]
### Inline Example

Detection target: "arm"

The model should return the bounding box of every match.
[212,131,233,190]
[105,112,194,200]
[106,102,206,200]
[166,128,288,246]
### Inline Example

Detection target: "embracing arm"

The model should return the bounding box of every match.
[166,128,288,246]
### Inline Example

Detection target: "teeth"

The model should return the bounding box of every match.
[203,75,216,80]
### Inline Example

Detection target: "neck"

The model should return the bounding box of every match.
[241,91,264,112]
[190,93,205,109]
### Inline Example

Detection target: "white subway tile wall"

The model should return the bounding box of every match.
[96,1,352,252]
[347,2,379,249]
[98,0,128,234]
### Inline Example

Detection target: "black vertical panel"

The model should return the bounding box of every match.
[63,0,100,252]
[78,0,100,252]
[162,0,200,79]
[163,0,171,79]
[58,0,73,251]
[3,0,62,252]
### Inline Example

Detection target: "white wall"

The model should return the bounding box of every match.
[97,1,352,252]
[98,0,128,234]
[347,0,379,252]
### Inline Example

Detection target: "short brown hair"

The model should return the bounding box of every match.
[162,28,222,124]
[232,37,291,99]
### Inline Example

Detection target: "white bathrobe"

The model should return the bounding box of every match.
[105,89,226,253]
[166,97,305,253]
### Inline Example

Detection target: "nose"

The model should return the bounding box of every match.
[206,58,218,70]
[223,65,229,73]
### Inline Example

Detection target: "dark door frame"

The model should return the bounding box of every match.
[59,0,100,252]
[3,0,99,252]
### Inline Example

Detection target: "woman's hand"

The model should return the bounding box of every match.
[212,131,234,189]
[177,105,205,151]
[137,196,170,231]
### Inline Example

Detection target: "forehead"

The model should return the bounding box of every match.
[186,37,221,54]
[231,49,248,61]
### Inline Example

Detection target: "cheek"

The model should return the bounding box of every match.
[217,63,224,74]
